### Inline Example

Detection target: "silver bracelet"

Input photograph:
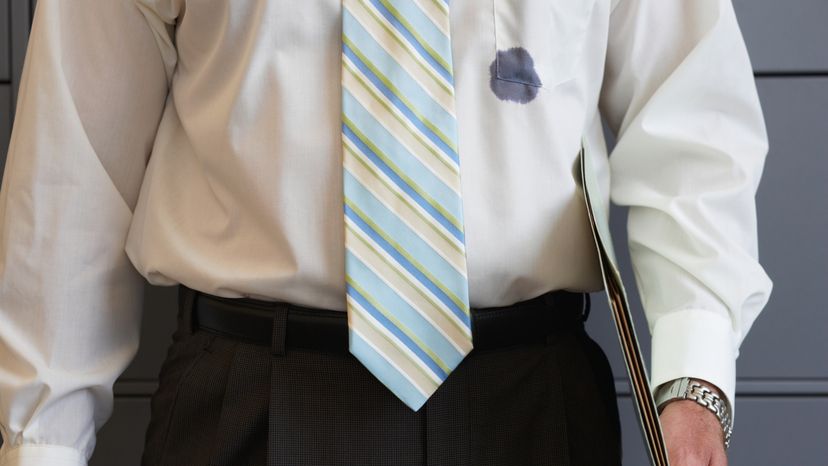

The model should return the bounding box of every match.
[655,377,733,449]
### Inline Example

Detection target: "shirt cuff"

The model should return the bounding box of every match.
[649,307,737,425]
[0,444,88,466]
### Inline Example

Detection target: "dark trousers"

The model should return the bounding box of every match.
[140,286,622,466]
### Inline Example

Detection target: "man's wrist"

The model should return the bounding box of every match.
[655,376,733,449]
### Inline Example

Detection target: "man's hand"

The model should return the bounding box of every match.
[660,394,728,466]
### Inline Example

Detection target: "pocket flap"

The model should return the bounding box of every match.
[493,0,597,88]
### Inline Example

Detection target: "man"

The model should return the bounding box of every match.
[0,0,771,465]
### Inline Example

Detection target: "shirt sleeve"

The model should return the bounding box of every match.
[0,1,177,465]
[598,0,773,425]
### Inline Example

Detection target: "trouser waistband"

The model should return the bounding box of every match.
[177,284,591,355]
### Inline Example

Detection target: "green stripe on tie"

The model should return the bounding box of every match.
[341,0,472,411]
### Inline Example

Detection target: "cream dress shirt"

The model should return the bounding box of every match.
[0,0,772,464]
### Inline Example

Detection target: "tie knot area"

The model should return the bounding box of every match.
[180,284,589,356]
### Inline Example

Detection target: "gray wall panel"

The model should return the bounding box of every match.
[734,0,828,73]
[740,77,828,379]
[90,399,150,466]
[121,284,177,380]
[9,0,31,109]
[0,0,9,81]
[0,84,10,177]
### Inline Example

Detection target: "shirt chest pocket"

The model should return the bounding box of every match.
[492,0,597,89]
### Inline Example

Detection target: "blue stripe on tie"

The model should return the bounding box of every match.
[345,249,466,367]
[345,0,454,97]
[381,0,453,72]
[346,277,452,380]
[343,12,458,150]
[349,329,429,410]
[344,168,466,295]
[343,0,469,412]
[343,9,454,127]
[342,9,457,144]
[343,44,458,164]
[342,123,465,243]
[343,88,461,220]
[344,201,469,323]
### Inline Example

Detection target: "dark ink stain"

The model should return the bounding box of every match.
[489,47,541,104]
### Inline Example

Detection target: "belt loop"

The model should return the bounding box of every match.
[271,307,288,356]
[542,290,558,309]
[581,292,591,323]
[177,284,198,336]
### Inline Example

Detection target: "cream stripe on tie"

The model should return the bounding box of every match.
[341,0,473,411]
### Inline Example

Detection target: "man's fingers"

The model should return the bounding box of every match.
[710,448,729,466]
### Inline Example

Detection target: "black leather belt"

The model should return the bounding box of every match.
[180,284,590,354]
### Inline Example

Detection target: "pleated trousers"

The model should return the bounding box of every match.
[139,285,622,466]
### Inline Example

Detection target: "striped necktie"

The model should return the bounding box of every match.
[340,0,472,411]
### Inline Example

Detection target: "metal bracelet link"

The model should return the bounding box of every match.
[686,382,733,449]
